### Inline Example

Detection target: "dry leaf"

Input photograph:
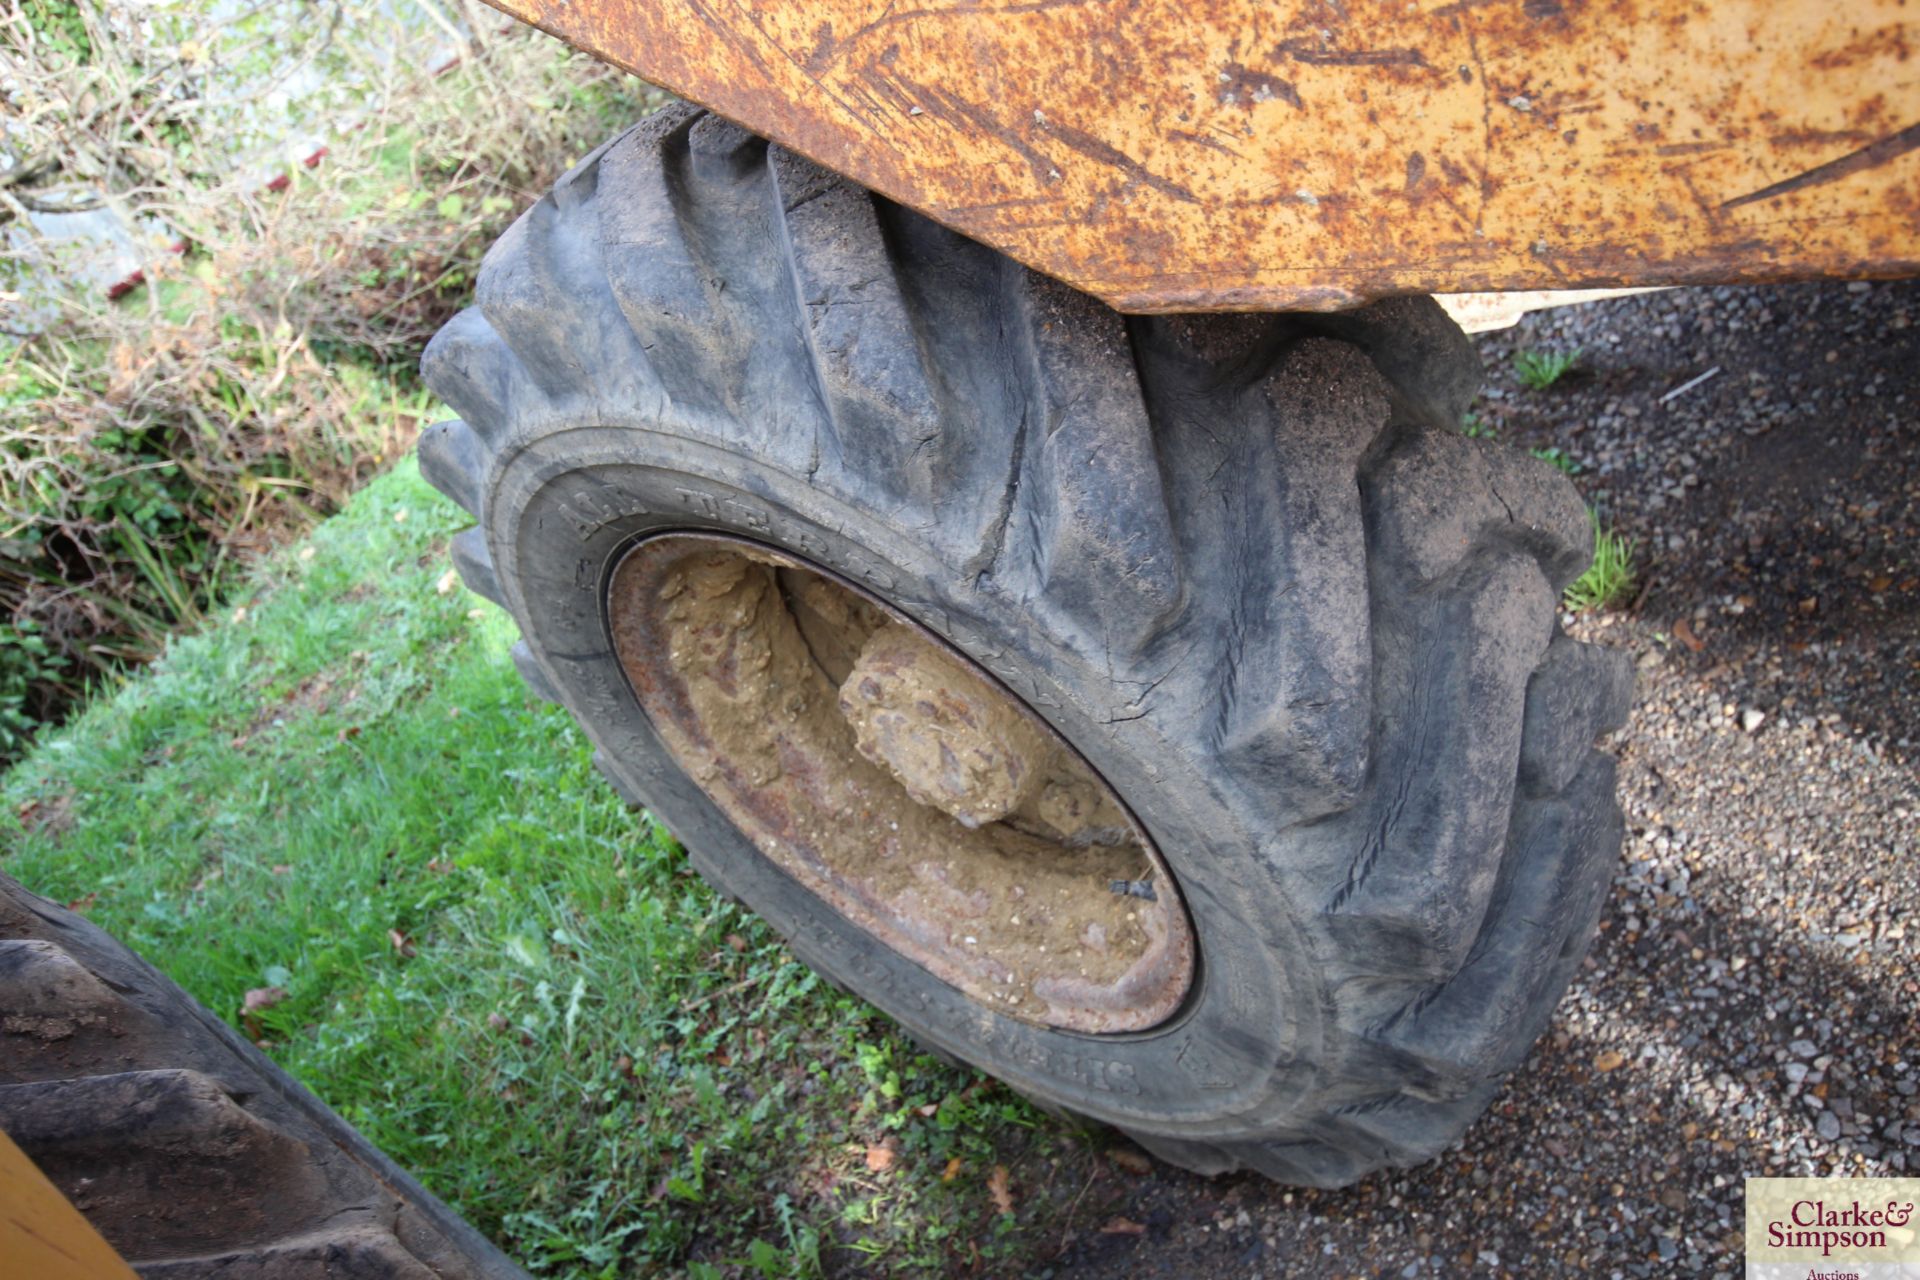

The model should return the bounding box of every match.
[864,1144,896,1173]
[1593,1049,1626,1072]
[1106,1147,1152,1176]
[915,1103,939,1118]
[987,1164,1014,1215]
[243,986,288,1013]
[1099,1216,1146,1236]
[1672,617,1706,652]
[725,933,748,953]
[388,928,417,958]
[941,1157,963,1183]
[436,569,458,595]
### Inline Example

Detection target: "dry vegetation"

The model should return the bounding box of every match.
[0,0,661,758]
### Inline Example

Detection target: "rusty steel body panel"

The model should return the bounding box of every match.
[488,0,1920,313]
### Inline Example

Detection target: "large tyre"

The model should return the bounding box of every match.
[418,104,1632,1187]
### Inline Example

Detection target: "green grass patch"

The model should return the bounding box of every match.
[1460,410,1499,439]
[1513,346,1582,391]
[1,462,1110,1277]
[1564,514,1637,612]
[1528,445,1582,475]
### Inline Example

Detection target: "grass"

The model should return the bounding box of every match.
[0,461,1127,1277]
[1513,346,1582,391]
[1528,446,1582,476]
[1564,515,1638,612]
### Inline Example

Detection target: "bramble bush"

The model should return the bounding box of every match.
[0,0,663,760]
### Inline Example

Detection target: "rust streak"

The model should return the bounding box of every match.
[1722,120,1920,210]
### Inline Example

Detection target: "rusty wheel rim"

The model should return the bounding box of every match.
[606,532,1196,1034]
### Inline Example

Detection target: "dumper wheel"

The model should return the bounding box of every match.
[419,104,1632,1187]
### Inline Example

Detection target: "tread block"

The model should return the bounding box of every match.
[0,939,153,1084]
[478,194,659,415]
[600,109,823,475]
[1236,1134,1381,1189]
[1308,296,1484,427]
[1209,339,1392,821]
[415,420,487,518]
[1319,1083,1499,1167]
[1377,757,1621,1080]
[510,640,560,705]
[1321,552,1554,979]
[419,310,521,440]
[1518,635,1635,796]
[1367,426,1591,589]
[768,146,945,511]
[0,1069,331,1260]
[449,528,504,608]
[600,108,724,420]
[1004,275,1185,651]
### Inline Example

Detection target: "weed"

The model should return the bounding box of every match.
[1564,514,1637,611]
[1514,347,1583,391]
[1529,446,1583,475]
[1461,411,1499,440]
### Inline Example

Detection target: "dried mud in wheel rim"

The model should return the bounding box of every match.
[606,532,1196,1034]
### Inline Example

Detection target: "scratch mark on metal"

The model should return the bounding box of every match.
[1274,37,1428,67]
[1039,120,1201,203]
[1721,121,1920,210]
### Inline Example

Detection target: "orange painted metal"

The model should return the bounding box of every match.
[486,0,1920,313]
[0,1129,139,1280]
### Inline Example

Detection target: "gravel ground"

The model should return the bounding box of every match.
[1049,280,1920,1279]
